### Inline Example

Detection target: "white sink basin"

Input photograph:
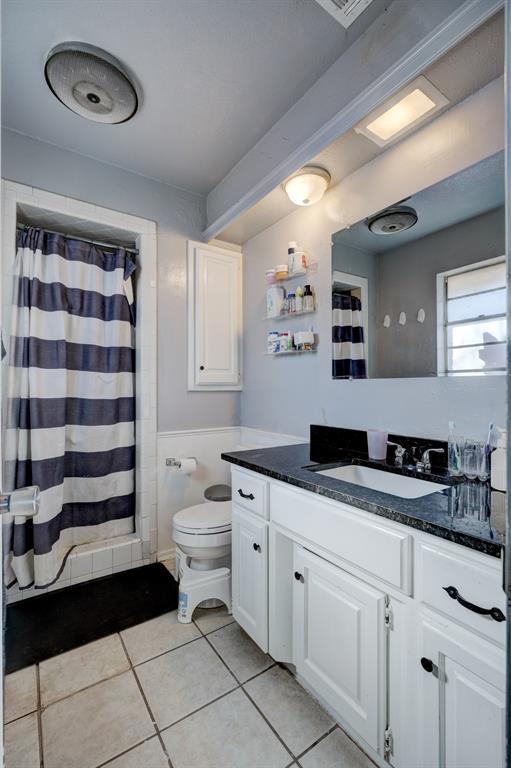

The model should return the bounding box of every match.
[315,464,449,499]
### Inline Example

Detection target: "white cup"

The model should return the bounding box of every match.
[367,429,389,461]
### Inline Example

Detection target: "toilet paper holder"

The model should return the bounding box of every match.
[165,457,196,468]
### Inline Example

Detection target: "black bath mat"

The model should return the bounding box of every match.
[5,562,178,673]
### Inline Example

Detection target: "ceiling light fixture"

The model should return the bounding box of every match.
[354,76,448,147]
[45,42,138,124]
[284,166,331,206]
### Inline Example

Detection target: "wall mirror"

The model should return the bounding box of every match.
[331,153,505,379]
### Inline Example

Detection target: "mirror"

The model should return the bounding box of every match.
[331,153,505,379]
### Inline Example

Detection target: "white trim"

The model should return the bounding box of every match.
[187,239,243,391]
[158,426,240,439]
[2,182,158,596]
[202,0,503,240]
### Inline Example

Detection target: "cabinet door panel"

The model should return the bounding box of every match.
[293,546,384,750]
[444,658,505,768]
[232,507,268,652]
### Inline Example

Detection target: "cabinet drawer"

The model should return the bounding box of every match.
[231,468,268,519]
[416,540,506,646]
[271,482,412,592]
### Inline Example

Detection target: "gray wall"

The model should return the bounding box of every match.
[2,129,240,431]
[375,207,505,377]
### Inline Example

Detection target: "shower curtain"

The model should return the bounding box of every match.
[332,291,367,379]
[4,227,136,589]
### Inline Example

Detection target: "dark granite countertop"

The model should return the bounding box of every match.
[221,443,505,558]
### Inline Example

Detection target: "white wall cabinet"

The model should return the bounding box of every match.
[293,545,385,751]
[231,505,268,652]
[188,241,242,390]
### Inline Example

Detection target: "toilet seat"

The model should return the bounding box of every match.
[173,501,231,535]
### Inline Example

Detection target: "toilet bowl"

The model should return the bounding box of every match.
[172,498,232,622]
[172,500,232,570]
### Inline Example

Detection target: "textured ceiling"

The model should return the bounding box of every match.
[219,10,504,244]
[1,0,388,194]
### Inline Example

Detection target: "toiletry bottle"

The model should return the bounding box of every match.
[303,285,314,312]
[288,241,297,274]
[491,428,507,491]
[288,293,296,313]
[295,286,303,312]
[447,421,463,477]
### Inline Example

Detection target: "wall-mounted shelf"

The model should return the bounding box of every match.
[265,309,316,321]
[265,349,317,357]
[266,262,318,284]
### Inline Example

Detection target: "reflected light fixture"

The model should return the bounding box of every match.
[354,76,448,147]
[284,166,331,206]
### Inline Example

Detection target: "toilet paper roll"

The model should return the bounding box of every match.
[177,458,197,474]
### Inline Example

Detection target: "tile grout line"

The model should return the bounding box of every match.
[117,632,175,768]
[199,629,296,764]
[293,723,339,763]
[35,664,44,768]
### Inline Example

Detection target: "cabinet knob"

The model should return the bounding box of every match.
[199,365,205,371]
[253,543,261,553]
[294,571,304,583]
[420,657,440,678]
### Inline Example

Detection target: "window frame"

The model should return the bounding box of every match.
[436,255,507,377]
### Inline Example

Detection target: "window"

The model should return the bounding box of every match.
[437,258,507,376]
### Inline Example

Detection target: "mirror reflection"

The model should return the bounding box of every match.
[331,154,506,379]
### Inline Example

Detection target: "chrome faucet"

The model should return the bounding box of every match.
[387,441,406,468]
[416,448,445,473]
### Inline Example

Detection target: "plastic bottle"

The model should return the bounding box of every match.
[491,428,507,491]
[303,285,314,312]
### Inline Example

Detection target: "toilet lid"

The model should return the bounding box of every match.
[173,501,231,533]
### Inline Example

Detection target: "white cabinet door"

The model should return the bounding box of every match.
[293,546,385,751]
[187,241,242,390]
[417,612,505,768]
[232,506,268,652]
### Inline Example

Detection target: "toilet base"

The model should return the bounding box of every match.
[176,547,232,624]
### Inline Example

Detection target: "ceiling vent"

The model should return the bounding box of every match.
[314,0,374,28]
[367,206,418,235]
[45,42,138,124]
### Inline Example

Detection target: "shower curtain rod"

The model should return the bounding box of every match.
[16,223,139,255]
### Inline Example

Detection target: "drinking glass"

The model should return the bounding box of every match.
[476,442,490,482]
[462,442,478,480]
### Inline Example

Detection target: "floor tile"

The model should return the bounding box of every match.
[40,633,129,706]
[103,736,169,768]
[121,610,201,665]
[4,665,37,723]
[136,637,237,729]
[162,688,290,768]
[208,621,273,682]
[5,712,40,768]
[299,729,375,768]
[193,605,234,634]
[42,671,154,768]
[245,666,334,756]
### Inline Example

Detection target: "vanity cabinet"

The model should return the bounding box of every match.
[293,545,385,751]
[228,466,506,768]
[417,610,505,768]
[231,505,268,652]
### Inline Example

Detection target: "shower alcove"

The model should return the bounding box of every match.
[1,181,158,600]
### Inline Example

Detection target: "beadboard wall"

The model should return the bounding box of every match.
[156,426,304,560]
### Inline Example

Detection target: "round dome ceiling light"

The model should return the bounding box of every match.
[45,42,138,124]
[284,166,331,206]
[367,205,418,235]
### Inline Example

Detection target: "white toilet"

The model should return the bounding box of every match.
[172,487,232,623]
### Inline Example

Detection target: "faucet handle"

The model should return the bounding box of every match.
[420,447,445,472]
[387,441,406,466]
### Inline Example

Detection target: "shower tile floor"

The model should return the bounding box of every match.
[4,606,375,768]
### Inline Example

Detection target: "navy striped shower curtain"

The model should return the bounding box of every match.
[332,292,367,379]
[4,227,136,589]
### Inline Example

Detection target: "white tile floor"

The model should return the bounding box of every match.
[4,606,375,768]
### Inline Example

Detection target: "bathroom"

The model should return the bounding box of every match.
[0,1,509,767]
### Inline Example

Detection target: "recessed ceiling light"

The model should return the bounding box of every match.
[284,166,331,206]
[354,76,449,147]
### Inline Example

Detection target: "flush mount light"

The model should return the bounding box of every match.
[284,166,331,206]
[354,76,448,147]
[45,42,138,124]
